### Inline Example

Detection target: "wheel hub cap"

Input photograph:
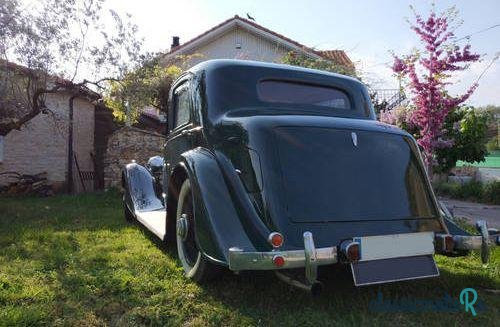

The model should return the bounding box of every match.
[177,214,189,241]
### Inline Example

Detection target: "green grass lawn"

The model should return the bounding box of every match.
[0,192,498,326]
[457,150,500,168]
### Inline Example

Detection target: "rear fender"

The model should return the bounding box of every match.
[180,148,258,264]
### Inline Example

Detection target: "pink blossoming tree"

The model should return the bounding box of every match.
[391,6,481,176]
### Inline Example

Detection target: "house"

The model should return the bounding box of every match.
[0,61,115,193]
[157,16,409,120]
[135,15,354,123]
[161,15,354,70]
[103,16,357,189]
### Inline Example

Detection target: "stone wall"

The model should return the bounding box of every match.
[104,126,165,189]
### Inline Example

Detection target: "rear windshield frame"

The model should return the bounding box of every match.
[205,65,375,120]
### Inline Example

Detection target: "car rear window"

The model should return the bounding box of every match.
[258,80,351,110]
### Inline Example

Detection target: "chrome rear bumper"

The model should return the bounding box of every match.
[228,220,499,288]
[449,234,500,250]
[228,246,338,270]
[229,232,336,285]
[435,220,499,263]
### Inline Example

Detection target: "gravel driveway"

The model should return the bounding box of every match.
[439,198,500,229]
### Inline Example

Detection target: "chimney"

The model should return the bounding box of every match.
[171,36,180,50]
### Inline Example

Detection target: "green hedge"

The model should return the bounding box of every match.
[434,180,500,205]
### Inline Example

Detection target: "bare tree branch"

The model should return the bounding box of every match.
[0,0,145,135]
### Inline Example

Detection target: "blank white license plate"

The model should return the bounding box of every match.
[351,232,438,286]
[353,232,435,262]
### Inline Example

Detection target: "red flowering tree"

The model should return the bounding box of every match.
[392,6,480,176]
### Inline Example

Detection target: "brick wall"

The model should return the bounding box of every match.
[0,93,95,192]
[104,126,165,189]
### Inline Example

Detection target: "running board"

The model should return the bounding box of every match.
[136,209,167,240]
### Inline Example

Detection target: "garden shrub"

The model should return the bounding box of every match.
[433,181,460,197]
[486,136,499,152]
[456,181,484,201]
[482,181,500,205]
[434,180,500,204]
[380,105,490,175]
[435,106,490,174]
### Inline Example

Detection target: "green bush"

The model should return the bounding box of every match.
[486,136,499,152]
[434,180,500,204]
[433,181,460,197]
[456,181,483,201]
[483,181,500,205]
[435,106,490,174]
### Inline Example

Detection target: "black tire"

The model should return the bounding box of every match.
[123,195,135,223]
[176,179,220,282]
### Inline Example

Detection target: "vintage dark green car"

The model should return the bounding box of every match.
[122,59,498,292]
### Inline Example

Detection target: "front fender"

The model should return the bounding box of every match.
[180,148,259,264]
[122,162,164,214]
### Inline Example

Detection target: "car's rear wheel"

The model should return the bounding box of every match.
[176,179,219,282]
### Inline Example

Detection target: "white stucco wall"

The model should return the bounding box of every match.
[197,27,288,62]
[169,27,291,68]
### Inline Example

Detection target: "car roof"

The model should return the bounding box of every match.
[188,59,361,84]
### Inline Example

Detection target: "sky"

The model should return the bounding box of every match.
[106,0,500,106]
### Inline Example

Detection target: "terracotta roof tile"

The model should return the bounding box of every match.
[317,50,354,68]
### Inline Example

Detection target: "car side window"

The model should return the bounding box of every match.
[173,84,190,129]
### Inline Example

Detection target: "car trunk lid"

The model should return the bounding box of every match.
[274,126,437,223]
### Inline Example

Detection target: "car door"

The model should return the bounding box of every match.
[164,77,195,172]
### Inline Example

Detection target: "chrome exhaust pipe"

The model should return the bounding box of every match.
[275,271,323,296]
